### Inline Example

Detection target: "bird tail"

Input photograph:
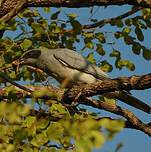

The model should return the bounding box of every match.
[116,91,151,114]
[103,91,151,114]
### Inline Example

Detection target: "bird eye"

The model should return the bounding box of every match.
[22,49,41,59]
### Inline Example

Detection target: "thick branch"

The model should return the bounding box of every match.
[0,0,26,22]
[0,84,151,136]
[0,73,151,136]
[64,73,151,100]
[0,0,151,22]
[1,73,151,100]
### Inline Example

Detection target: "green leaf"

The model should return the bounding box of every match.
[48,23,61,33]
[0,144,15,152]
[96,44,105,56]
[47,122,64,142]
[115,59,126,70]
[6,20,18,31]
[31,133,48,147]
[142,47,151,60]
[115,19,124,27]
[43,7,51,13]
[104,97,116,104]
[114,31,121,39]
[14,128,27,142]
[126,61,135,71]
[51,10,61,20]
[110,19,123,28]
[90,131,104,148]
[137,20,147,29]
[135,27,144,41]
[100,60,113,72]
[124,18,133,26]
[122,27,131,34]
[3,51,13,63]
[100,118,125,139]
[24,116,36,128]
[9,71,17,79]
[31,23,45,34]
[0,102,7,116]
[22,67,33,81]
[86,41,94,49]
[67,14,78,19]
[132,42,141,55]
[70,19,82,33]
[95,33,106,43]
[124,35,135,45]
[110,50,120,58]
[87,52,96,64]
[144,18,151,28]
[0,22,6,30]
[20,39,32,50]
[6,85,17,99]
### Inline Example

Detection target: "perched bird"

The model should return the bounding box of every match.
[13,48,151,114]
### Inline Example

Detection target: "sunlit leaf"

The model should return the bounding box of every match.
[110,50,120,58]
[87,52,96,64]
[100,60,113,72]
[43,7,51,13]
[126,61,135,71]
[67,14,78,19]
[104,97,116,104]
[122,27,131,34]
[20,39,32,50]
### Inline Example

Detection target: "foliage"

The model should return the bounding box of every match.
[0,6,151,152]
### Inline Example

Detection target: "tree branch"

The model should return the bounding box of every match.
[0,0,151,23]
[83,6,142,29]
[0,0,26,23]
[64,73,151,100]
[0,72,33,93]
[0,73,151,136]
[79,97,151,137]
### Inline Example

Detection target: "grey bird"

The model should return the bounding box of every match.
[13,48,151,114]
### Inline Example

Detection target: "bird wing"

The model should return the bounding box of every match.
[53,48,109,80]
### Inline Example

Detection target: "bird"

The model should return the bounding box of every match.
[12,48,151,114]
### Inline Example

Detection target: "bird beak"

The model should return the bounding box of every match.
[12,59,25,73]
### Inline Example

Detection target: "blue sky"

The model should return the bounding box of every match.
[4,4,151,152]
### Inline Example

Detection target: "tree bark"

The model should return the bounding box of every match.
[0,0,151,21]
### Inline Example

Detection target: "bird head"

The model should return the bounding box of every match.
[12,49,41,72]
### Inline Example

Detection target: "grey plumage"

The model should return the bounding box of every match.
[13,48,151,114]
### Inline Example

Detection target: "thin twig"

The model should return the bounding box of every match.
[83,7,142,29]
[0,72,33,93]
